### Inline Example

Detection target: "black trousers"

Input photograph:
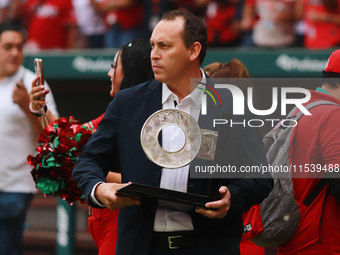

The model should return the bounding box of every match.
[149,242,201,255]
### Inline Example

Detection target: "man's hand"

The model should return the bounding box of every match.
[95,182,141,210]
[195,186,231,219]
[12,81,29,111]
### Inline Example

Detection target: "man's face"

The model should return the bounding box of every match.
[0,31,24,77]
[150,17,192,85]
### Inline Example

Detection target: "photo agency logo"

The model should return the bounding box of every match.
[199,78,313,128]
[197,82,223,114]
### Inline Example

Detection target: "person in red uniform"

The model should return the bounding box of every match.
[90,0,144,48]
[296,0,340,49]
[29,39,154,254]
[277,50,340,254]
[21,0,78,50]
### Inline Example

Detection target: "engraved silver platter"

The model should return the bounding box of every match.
[140,109,202,168]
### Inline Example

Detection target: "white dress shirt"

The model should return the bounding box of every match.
[154,70,206,232]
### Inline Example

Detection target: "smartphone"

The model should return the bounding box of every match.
[34,58,44,86]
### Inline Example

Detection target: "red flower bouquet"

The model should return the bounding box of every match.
[27,117,94,204]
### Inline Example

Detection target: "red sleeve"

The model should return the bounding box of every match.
[245,0,256,8]
[21,0,37,28]
[62,0,77,26]
[90,113,105,130]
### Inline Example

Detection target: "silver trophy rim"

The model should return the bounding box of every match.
[140,109,202,169]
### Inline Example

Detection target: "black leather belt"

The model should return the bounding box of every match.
[153,231,196,249]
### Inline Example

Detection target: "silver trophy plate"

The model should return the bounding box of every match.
[140,109,202,168]
[197,129,218,161]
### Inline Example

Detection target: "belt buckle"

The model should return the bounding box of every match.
[168,235,182,249]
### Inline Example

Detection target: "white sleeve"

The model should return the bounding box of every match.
[90,182,107,207]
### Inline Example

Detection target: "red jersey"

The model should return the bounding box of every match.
[23,0,77,49]
[104,0,143,30]
[205,2,239,45]
[278,91,340,254]
[304,0,340,49]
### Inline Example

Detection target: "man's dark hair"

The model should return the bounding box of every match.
[120,39,154,90]
[0,22,25,40]
[322,71,340,88]
[161,10,207,65]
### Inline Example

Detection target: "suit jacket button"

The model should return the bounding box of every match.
[155,171,161,179]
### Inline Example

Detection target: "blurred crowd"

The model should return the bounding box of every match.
[1,0,340,51]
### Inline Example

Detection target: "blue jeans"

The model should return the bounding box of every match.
[0,192,33,255]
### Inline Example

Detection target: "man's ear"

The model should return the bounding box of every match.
[189,42,201,62]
